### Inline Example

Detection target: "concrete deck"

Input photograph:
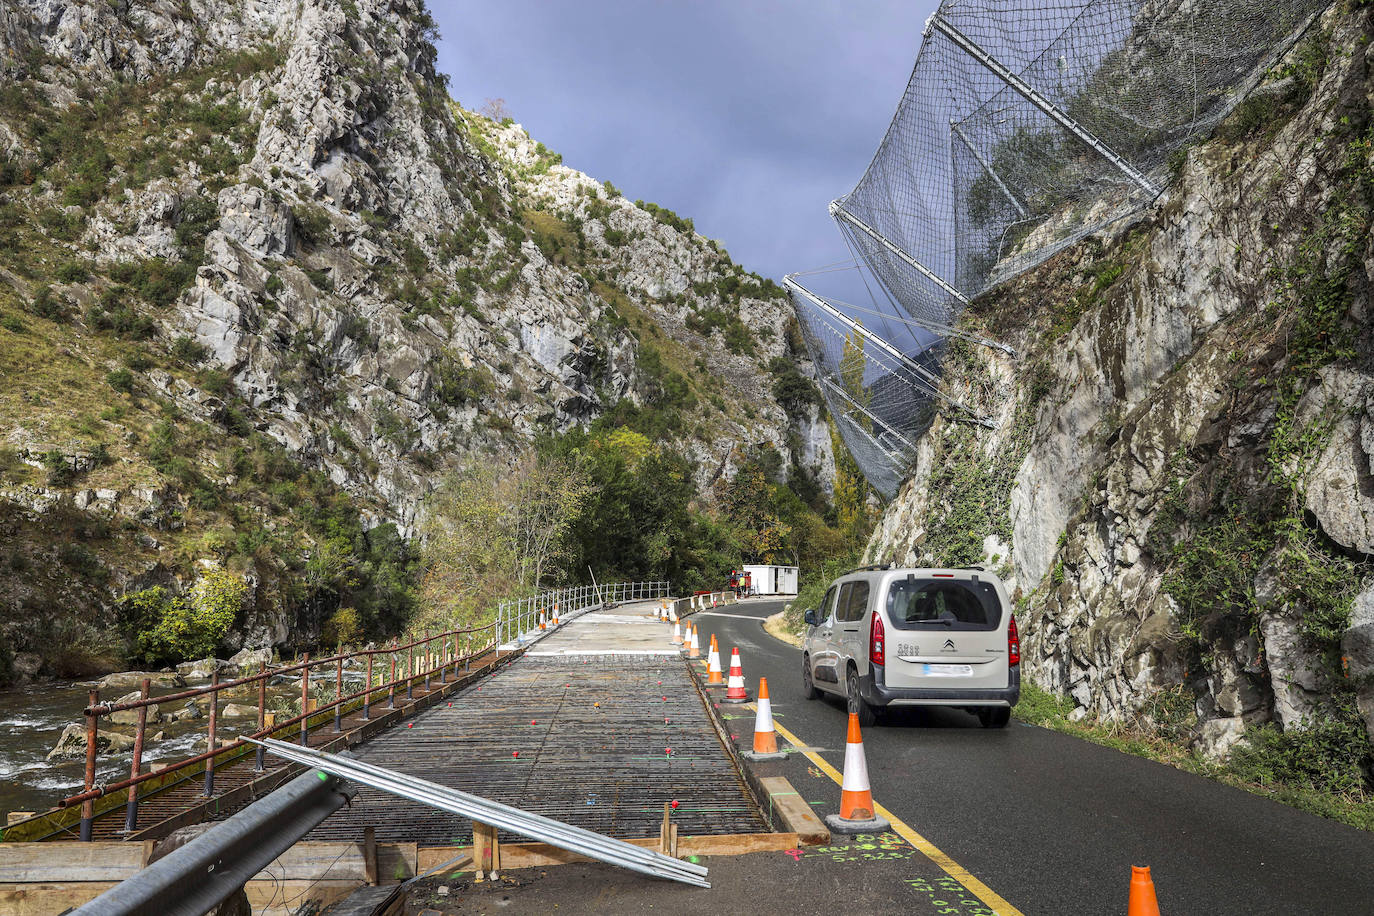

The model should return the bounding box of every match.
[524,600,683,657]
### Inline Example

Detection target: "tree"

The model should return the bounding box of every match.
[480,97,511,122]
[509,452,592,588]
[127,570,246,665]
[420,462,516,629]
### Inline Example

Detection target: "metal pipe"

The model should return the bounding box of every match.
[80,689,98,841]
[364,652,373,720]
[68,766,354,916]
[248,739,709,886]
[407,642,414,700]
[123,677,150,833]
[389,642,397,708]
[334,656,344,732]
[255,662,267,771]
[300,654,311,746]
[203,670,219,797]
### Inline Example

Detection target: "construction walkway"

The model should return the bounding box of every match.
[305,601,764,847]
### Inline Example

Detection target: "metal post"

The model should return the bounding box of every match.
[363,652,373,720]
[784,274,996,427]
[950,118,1029,220]
[300,655,311,747]
[388,643,397,708]
[334,656,344,732]
[123,678,149,833]
[927,15,1160,198]
[80,689,98,841]
[424,633,432,692]
[256,663,267,772]
[204,670,219,797]
[406,642,414,700]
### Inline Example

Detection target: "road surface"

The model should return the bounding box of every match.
[691,598,1374,916]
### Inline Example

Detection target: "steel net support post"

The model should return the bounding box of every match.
[80,689,99,841]
[927,14,1161,198]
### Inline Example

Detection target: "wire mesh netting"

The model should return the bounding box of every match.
[793,0,1329,498]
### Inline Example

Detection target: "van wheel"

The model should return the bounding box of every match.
[846,666,877,727]
[801,654,819,700]
[978,707,1011,729]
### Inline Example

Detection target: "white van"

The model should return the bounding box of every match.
[801,565,1020,727]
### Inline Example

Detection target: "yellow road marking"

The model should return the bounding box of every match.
[771,718,1025,916]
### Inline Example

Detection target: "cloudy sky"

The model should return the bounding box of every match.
[432,1,937,287]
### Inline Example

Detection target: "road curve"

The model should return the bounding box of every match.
[696,598,1374,916]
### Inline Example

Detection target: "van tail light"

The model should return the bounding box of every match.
[1008,614,1020,667]
[871,612,885,666]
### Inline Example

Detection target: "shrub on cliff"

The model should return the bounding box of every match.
[123,570,246,665]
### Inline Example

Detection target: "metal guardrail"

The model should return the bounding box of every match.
[59,621,502,841]
[40,581,669,842]
[495,580,670,645]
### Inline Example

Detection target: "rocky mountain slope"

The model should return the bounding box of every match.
[0,0,832,678]
[867,1,1374,760]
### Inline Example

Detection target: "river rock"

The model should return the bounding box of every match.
[228,646,273,672]
[99,671,186,690]
[176,658,234,680]
[220,703,256,717]
[172,700,204,721]
[47,724,136,760]
[108,690,160,726]
[11,652,41,682]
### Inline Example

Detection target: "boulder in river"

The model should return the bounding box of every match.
[220,703,257,718]
[99,671,186,690]
[227,647,273,674]
[176,658,234,680]
[47,723,135,760]
[108,691,159,726]
[172,700,204,721]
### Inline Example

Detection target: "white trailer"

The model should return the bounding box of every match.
[742,564,799,596]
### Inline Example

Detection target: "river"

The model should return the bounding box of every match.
[0,666,369,821]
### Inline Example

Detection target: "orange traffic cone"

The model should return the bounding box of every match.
[672,619,683,645]
[539,610,546,631]
[723,648,749,703]
[687,624,700,659]
[823,712,889,834]
[1127,866,1161,916]
[705,635,724,686]
[742,677,785,761]
[552,604,559,627]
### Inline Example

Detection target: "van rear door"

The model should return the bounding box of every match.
[881,574,1008,690]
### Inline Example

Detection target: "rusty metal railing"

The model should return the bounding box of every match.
[61,621,500,841]
[495,580,670,645]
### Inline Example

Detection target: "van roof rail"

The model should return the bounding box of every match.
[842,563,892,576]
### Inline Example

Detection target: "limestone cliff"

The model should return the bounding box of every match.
[0,0,832,676]
[866,2,1374,758]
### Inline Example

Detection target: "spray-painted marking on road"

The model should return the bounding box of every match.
[904,876,998,916]
[783,832,918,863]
[771,718,1025,916]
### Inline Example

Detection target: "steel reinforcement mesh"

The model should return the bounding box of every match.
[796,0,1328,496]
[307,655,763,846]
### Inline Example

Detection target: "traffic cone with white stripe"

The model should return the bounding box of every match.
[723,648,749,703]
[551,604,559,627]
[823,712,890,834]
[539,609,546,631]
[705,635,724,686]
[671,618,683,645]
[687,624,700,659]
[742,677,785,761]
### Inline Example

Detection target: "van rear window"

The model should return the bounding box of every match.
[885,578,1001,631]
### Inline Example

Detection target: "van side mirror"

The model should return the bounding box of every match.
[803,608,818,627]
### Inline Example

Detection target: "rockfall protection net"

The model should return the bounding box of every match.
[792,0,1329,498]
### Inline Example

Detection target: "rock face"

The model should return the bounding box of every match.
[0,0,833,675]
[866,4,1374,758]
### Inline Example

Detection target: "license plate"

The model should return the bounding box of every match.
[921,664,973,677]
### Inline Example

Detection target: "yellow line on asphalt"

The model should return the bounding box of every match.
[771,719,1025,916]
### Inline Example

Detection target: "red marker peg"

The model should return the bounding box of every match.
[513,751,520,758]
[531,720,537,725]
[670,800,680,809]
[665,747,673,755]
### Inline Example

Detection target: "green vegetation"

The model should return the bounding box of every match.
[121,570,246,666]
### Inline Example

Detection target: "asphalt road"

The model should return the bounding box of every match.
[692,598,1374,916]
